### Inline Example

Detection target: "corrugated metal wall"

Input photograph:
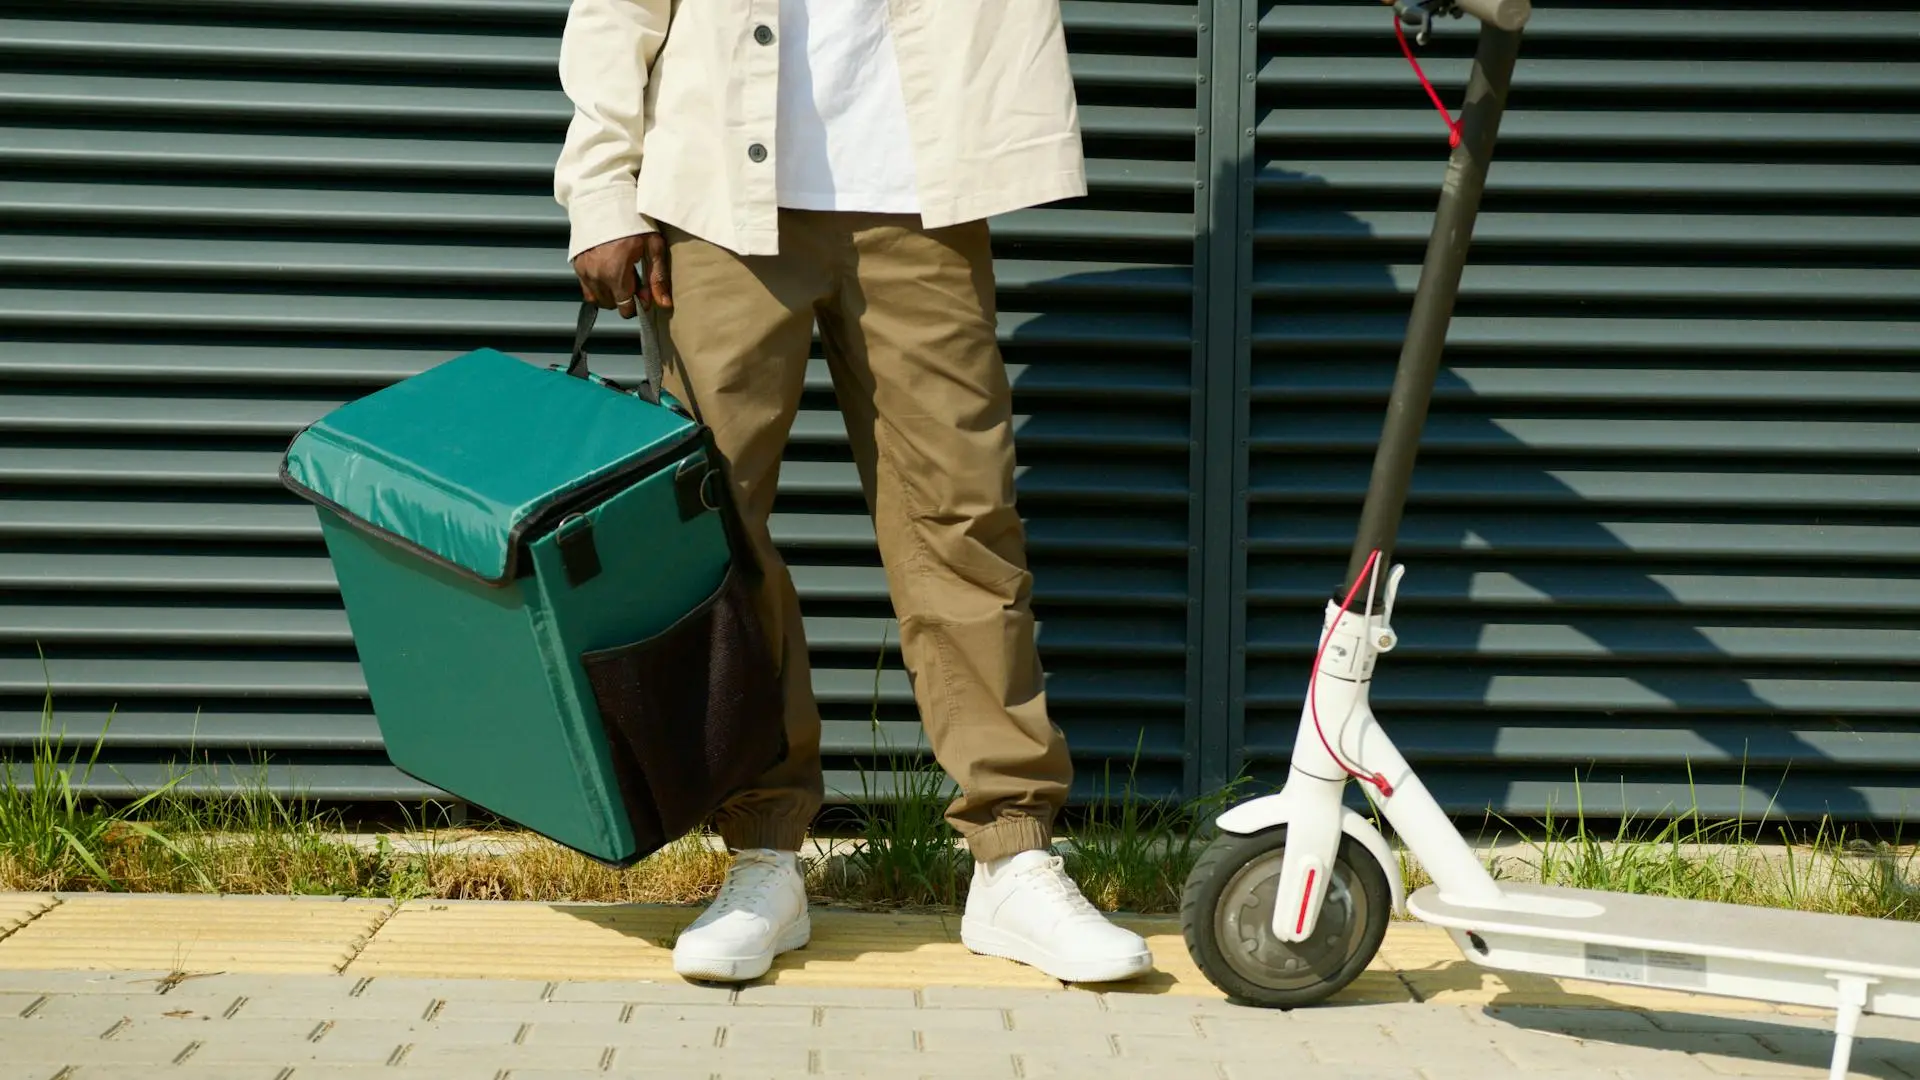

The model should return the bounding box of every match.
[3,0,1918,824]
[1239,2,1920,821]
[0,0,1205,803]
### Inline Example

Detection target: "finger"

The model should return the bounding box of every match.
[612,259,640,318]
[579,262,615,309]
[645,235,673,309]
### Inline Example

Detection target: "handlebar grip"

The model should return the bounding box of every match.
[1453,0,1530,30]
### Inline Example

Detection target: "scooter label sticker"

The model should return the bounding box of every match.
[1583,945,1707,987]
[1584,944,1645,982]
[1648,950,1708,988]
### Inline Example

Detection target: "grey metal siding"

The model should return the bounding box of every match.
[1241,2,1920,821]
[0,1,1203,803]
[5,0,1920,825]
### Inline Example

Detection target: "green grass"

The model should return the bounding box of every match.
[1482,773,1920,922]
[1061,737,1244,913]
[4,685,1918,921]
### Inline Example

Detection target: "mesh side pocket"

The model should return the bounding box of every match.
[580,563,786,859]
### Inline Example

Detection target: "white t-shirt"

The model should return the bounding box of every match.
[774,0,921,214]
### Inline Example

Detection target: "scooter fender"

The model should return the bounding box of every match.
[1214,799,1408,918]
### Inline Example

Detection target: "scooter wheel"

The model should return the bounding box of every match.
[1180,825,1392,1008]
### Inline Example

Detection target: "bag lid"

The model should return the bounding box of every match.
[281,346,700,586]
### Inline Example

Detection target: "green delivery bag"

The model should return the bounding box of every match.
[280,303,784,866]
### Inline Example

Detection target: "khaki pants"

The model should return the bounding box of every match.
[655,210,1070,864]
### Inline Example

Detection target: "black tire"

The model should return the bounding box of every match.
[1180,824,1392,1008]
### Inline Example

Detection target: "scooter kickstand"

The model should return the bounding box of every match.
[1827,973,1874,1080]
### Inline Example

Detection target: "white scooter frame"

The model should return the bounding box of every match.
[1189,3,1920,1078]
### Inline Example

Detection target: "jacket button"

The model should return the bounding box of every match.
[753,24,773,45]
[747,143,767,163]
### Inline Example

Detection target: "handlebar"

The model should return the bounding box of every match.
[1385,0,1531,32]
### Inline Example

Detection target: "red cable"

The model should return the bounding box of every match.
[1308,549,1395,798]
[1394,16,1463,149]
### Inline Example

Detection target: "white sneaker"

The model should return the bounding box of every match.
[961,849,1154,983]
[672,849,810,982]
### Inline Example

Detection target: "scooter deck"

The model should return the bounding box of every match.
[1410,881,1920,1016]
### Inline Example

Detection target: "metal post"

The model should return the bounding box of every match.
[1343,25,1524,594]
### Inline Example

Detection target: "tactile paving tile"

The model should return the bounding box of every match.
[0,894,392,974]
[0,894,56,941]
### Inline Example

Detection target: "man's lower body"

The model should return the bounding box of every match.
[651,209,1152,984]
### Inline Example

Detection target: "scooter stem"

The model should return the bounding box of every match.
[1345,25,1523,596]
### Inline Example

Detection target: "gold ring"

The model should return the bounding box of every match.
[615,295,637,307]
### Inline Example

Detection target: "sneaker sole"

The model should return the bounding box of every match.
[673,916,812,983]
[959,920,1155,984]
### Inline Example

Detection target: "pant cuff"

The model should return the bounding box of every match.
[963,815,1053,864]
[715,812,808,853]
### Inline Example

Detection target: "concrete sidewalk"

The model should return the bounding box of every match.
[3,892,1916,1078]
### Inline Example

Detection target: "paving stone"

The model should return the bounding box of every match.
[814,1049,1022,1079]
[514,1046,814,1077]
[919,1026,1116,1057]
[1061,1008,1198,1037]
[1121,1030,1270,1061]
[1690,1053,1841,1077]
[922,985,1103,1012]
[21,993,244,1026]
[1306,1030,1487,1068]
[59,1060,288,1068]
[547,978,735,1004]
[4,1036,198,1065]
[1100,991,1251,1014]
[0,971,172,995]
[1020,1058,1229,1080]
[225,994,433,1021]
[1645,1010,1835,1035]
[623,1001,808,1027]
[1491,1027,1726,1074]
[524,1019,717,1048]
[1688,1034,1913,1079]
[726,1016,917,1050]
[734,984,919,1008]
[433,996,625,1024]
[188,1032,403,1066]
[1413,1060,1635,1068]
[246,1069,498,1080]
[151,973,361,1001]
[309,1017,520,1047]
[109,1016,321,1044]
[350,975,552,1002]
[393,1042,615,1070]
[827,1004,1004,1031]
[1220,1066,1425,1080]
[3,1009,136,1040]
[1484,1004,1664,1035]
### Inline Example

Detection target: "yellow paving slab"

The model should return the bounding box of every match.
[346,902,1401,999]
[0,893,56,940]
[346,901,1064,988]
[0,893,1815,1019]
[0,894,392,974]
[345,899,689,981]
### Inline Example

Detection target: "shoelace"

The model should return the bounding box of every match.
[1017,855,1105,922]
[709,852,787,916]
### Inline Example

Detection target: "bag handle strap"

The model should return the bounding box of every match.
[568,292,666,407]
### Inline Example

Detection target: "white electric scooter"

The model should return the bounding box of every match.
[1180,3,1920,1077]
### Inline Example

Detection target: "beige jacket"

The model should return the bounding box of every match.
[554,0,1086,259]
